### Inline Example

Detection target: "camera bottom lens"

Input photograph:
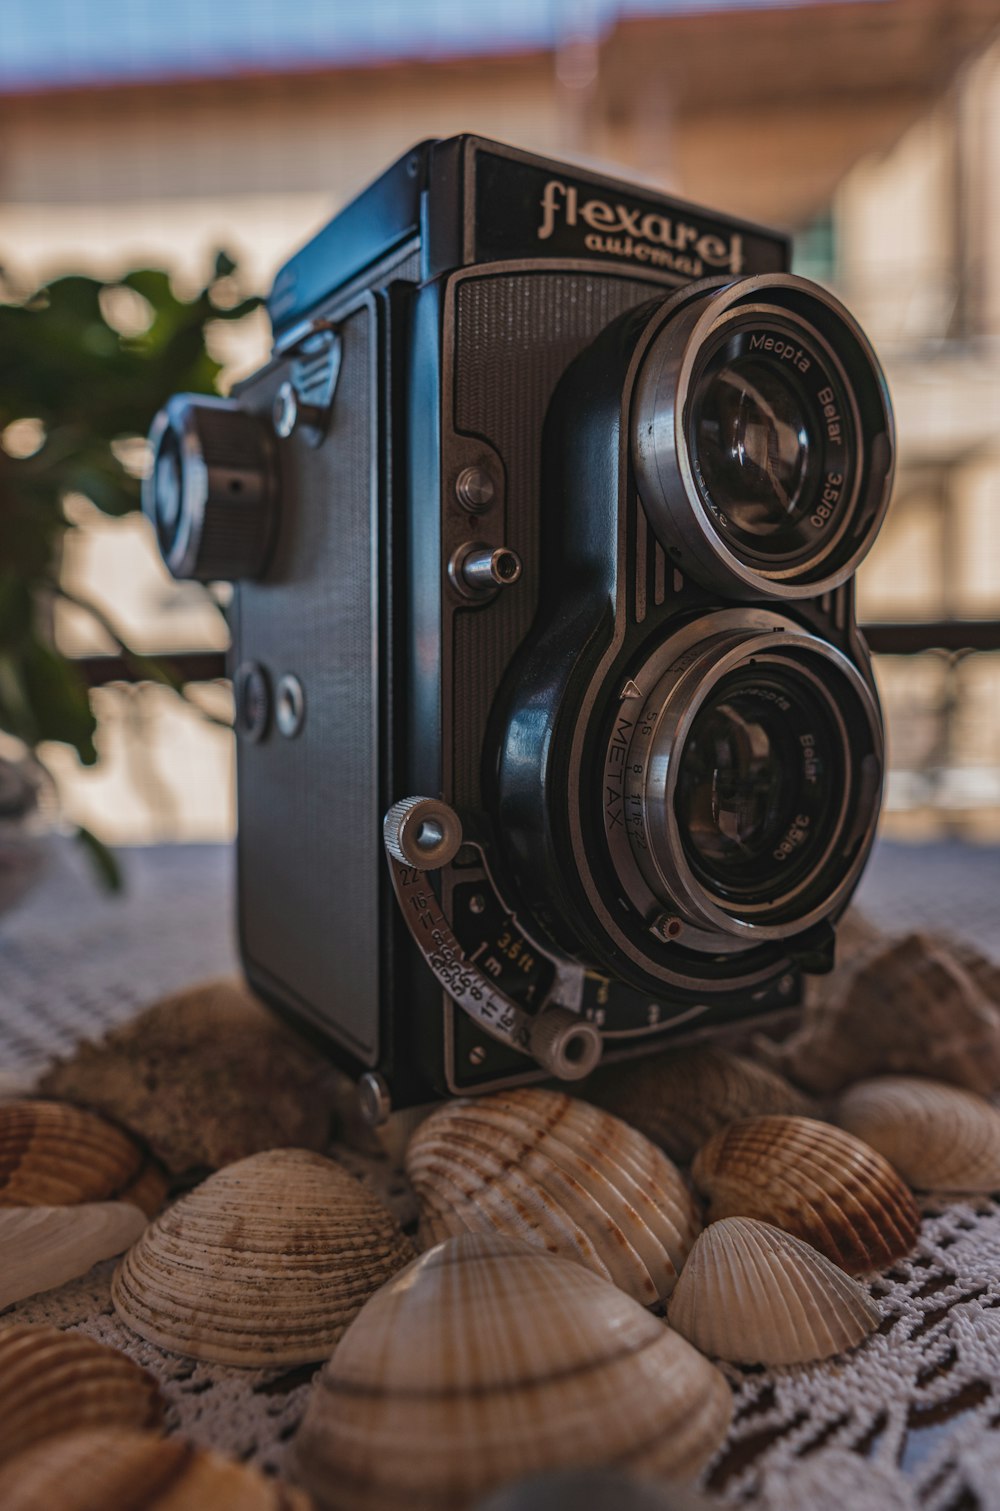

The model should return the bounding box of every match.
[601,612,883,947]
[674,667,842,907]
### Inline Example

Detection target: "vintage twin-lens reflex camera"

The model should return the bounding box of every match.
[144,136,893,1117]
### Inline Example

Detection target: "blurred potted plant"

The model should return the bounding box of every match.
[0,253,259,893]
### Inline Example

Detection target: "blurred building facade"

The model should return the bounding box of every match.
[2,0,1000,841]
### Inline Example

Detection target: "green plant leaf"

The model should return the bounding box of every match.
[75,824,123,892]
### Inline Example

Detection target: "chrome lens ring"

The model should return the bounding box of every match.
[631,273,894,600]
[604,613,883,945]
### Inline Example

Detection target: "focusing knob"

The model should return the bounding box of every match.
[143,394,277,582]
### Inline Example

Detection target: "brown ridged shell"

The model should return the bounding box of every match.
[112,1148,415,1366]
[38,977,338,1176]
[761,933,1000,1096]
[289,1232,733,1511]
[0,1326,163,1465]
[0,1101,166,1216]
[0,1428,313,1510]
[691,1115,919,1273]
[585,1046,814,1164]
[667,1216,880,1364]
[406,1088,699,1304]
[837,1075,1000,1192]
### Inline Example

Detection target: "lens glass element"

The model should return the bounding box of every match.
[687,318,855,569]
[694,357,812,542]
[674,666,842,904]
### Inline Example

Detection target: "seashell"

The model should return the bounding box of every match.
[667,1216,880,1364]
[112,1148,415,1366]
[0,1101,166,1216]
[585,1046,814,1165]
[290,1232,733,1511]
[758,934,1000,1096]
[406,1088,699,1304]
[691,1115,919,1273]
[0,1427,313,1510]
[0,1325,163,1464]
[37,976,338,1176]
[473,1469,719,1511]
[0,1203,147,1309]
[837,1075,1000,1192]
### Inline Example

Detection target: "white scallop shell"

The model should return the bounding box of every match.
[290,1232,733,1511]
[667,1216,880,1364]
[112,1148,414,1366]
[0,1203,147,1309]
[406,1088,699,1304]
[837,1075,1000,1192]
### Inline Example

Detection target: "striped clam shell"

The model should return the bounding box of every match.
[0,1101,166,1216]
[691,1115,919,1273]
[585,1046,814,1164]
[112,1148,415,1366]
[289,1232,733,1511]
[0,1325,163,1465]
[0,1428,313,1510]
[406,1088,699,1304]
[667,1217,880,1364]
[837,1075,1000,1192]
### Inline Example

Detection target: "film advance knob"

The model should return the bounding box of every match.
[143,394,277,582]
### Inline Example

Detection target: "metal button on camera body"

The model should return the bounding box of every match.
[455,465,495,513]
[448,541,522,597]
[234,661,271,743]
[275,673,306,738]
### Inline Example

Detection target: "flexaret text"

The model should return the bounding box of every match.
[537,179,745,278]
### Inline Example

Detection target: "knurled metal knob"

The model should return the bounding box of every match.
[143,394,277,582]
[383,797,463,871]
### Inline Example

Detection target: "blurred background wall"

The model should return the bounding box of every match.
[4,0,1000,845]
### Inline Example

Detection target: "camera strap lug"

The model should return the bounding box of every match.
[272,317,343,447]
[383,798,602,1081]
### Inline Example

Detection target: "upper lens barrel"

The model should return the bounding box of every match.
[631,274,894,599]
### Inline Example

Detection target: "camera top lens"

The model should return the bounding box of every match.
[631,274,893,600]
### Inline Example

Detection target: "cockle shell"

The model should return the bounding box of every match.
[667,1216,880,1364]
[0,1101,166,1216]
[0,1203,147,1308]
[38,977,338,1175]
[691,1115,919,1273]
[585,1046,814,1165]
[406,1088,699,1304]
[112,1148,415,1366]
[0,1326,163,1464]
[759,934,1000,1096]
[0,1428,314,1510]
[289,1232,733,1511]
[837,1075,1000,1192]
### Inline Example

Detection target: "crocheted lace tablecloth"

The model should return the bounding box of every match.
[2,837,1000,1511]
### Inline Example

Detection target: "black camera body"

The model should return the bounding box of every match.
[145,137,893,1115]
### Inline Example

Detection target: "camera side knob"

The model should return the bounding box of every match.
[384,797,463,871]
[143,394,277,582]
[528,1008,602,1080]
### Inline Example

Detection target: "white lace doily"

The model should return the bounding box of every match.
[2,838,1000,1509]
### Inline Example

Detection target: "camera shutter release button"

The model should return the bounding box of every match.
[455,466,495,512]
[450,542,522,596]
[529,1008,603,1080]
